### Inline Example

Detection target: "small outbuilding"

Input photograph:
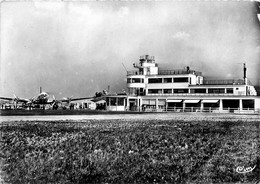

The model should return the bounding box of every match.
[105,95,127,111]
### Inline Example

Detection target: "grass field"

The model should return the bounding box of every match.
[0,119,259,183]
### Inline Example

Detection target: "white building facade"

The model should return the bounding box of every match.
[106,55,260,113]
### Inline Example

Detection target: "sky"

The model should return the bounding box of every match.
[1,1,260,99]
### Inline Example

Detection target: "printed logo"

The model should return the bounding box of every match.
[236,165,256,174]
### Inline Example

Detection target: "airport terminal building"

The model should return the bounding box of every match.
[106,55,260,113]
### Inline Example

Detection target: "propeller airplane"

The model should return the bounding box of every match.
[0,87,95,110]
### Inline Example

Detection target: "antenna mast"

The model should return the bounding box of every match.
[122,63,128,73]
[243,63,247,85]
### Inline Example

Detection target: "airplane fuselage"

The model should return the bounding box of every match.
[32,92,50,104]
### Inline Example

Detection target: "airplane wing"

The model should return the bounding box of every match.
[70,97,94,101]
[0,97,13,101]
[17,99,30,103]
[0,97,29,103]
[90,96,106,102]
[60,97,94,103]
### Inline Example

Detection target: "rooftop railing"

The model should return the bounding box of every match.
[127,71,143,76]
[126,106,260,114]
[146,93,250,96]
[203,79,245,85]
[127,70,202,76]
[158,70,202,76]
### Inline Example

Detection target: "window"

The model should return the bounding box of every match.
[148,78,162,83]
[173,89,189,93]
[132,78,143,83]
[208,88,225,93]
[129,88,136,95]
[118,98,124,106]
[106,97,110,106]
[173,77,188,83]
[110,98,117,105]
[242,100,254,109]
[163,78,172,83]
[139,69,143,75]
[226,88,233,94]
[148,89,162,94]
[127,78,144,83]
[132,78,140,83]
[163,89,172,94]
[190,89,206,93]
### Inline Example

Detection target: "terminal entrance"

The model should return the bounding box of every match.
[129,99,137,111]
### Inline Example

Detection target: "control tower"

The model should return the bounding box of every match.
[133,55,158,75]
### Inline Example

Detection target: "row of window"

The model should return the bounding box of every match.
[148,77,189,83]
[148,88,234,94]
[127,77,189,83]
[106,97,125,106]
[127,78,144,83]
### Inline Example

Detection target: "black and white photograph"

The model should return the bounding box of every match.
[0,0,260,183]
